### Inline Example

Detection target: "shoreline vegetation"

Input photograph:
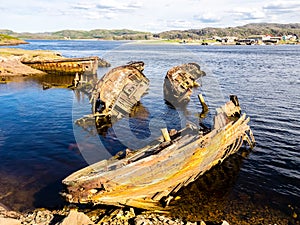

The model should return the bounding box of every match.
[1,23,300,46]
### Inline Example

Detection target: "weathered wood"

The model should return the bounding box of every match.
[61,96,255,210]
[22,56,106,75]
[161,128,171,142]
[90,61,149,125]
[163,63,206,105]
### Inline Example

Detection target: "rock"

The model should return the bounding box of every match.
[19,209,54,225]
[57,210,95,225]
[0,217,22,225]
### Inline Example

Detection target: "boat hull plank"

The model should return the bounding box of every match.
[62,97,255,210]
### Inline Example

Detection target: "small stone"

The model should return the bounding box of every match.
[292,212,298,219]
[57,210,95,225]
[174,196,181,201]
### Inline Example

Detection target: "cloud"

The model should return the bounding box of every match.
[230,7,266,20]
[194,13,221,23]
[263,1,300,14]
[70,0,143,20]
[164,20,195,30]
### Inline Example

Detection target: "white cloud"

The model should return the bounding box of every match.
[230,7,266,20]
[69,0,143,21]
[194,13,222,23]
[263,1,300,14]
[0,0,299,32]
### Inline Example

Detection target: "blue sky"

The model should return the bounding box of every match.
[0,0,299,32]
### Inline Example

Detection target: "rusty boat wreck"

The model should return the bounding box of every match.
[62,95,255,210]
[22,56,110,76]
[90,61,149,126]
[163,63,206,105]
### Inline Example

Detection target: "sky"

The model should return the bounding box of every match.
[0,0,299,33]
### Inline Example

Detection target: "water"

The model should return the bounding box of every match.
[0,41,299,222]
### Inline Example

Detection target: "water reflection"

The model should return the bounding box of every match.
[169,147,252,222]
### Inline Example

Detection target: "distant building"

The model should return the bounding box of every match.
[248,35,266,40]
[282,35,297,41]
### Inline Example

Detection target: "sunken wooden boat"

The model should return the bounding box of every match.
[89,61,149,126]
[62,96,255,210]
[22,56,110,76]
[163,62,206,105]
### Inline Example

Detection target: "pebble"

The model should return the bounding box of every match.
[0,205,232,225]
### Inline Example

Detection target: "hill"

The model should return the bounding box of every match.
[0,34,28,46]
[158,23,300,39]
[1,23,300,41]
[0,29,152,40]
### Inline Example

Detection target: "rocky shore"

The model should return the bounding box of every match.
[0,204,231,225]
[0,48,64,77]
[0,35,28,46]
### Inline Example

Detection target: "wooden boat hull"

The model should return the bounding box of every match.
[163,63,206,105]
[91,61,149,123]
[22,56,108,76]
[62,98,255,210]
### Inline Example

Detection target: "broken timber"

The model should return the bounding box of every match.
[22,56,110,76]
[89,61,149,127]
[61,96,255,210]
[163,62,206,105]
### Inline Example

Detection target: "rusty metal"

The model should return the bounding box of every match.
[163,63,206,105]
[90,61,149,126]
[22,56,110,76]
[61,96,255,210]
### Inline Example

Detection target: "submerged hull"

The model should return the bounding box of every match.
[62,98,255,210]
[163,63,206,105]
[91,61,149,123]
[22,56,107,76]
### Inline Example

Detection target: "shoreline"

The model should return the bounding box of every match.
[1,40,299,225]
[0,204,228,225]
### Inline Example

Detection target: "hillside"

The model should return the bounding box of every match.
[0,34,28,46]
[0,29,152,40]
[158,23,300,39]
[1,23,300,41]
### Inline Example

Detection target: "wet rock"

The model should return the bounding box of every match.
[19,209,54,225]
[57,210,94,225]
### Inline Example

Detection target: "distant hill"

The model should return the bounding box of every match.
[0,34,28,46]
[1,23,300,40]
[0,29,152,40]
[158,23,300,39]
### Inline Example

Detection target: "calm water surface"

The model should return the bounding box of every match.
[0,40,299,223]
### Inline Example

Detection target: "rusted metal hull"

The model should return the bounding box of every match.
[163,63,206,105]
[22,56,107,75]
[61,98,255,210]
[90,61,149,125]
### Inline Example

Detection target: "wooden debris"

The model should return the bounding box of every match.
[61,96,255,210]
[163,63,206,105]
[90,61,149,127]
[22,56,103,76]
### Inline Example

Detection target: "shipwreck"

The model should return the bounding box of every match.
[22,56,110,76]
[62,95,255,210]
[163,62,206,105]
[87,61,149,128]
